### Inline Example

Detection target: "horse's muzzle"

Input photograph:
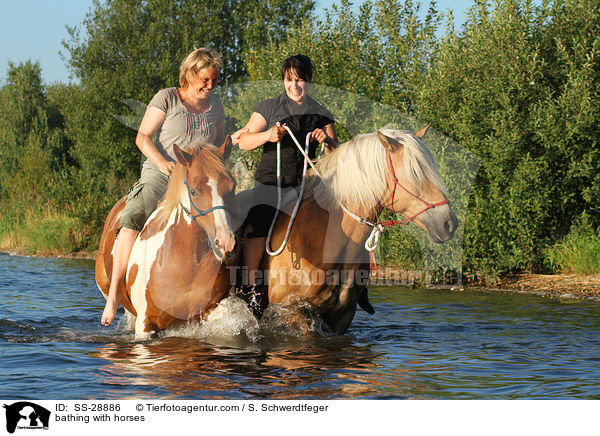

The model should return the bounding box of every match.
[427,207,459,244]
[210,231,236,261]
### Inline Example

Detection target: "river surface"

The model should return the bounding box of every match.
[1,252,600,400]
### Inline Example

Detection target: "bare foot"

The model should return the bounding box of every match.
[101,296,118,326]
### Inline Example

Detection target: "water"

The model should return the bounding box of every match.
[2,252,600,400]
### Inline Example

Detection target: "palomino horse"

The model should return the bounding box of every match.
[95,138,236,339]
[263,128,458,334]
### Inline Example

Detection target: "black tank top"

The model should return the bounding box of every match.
[253,93,335,187]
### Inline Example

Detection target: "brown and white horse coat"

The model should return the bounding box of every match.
[96,139,236,339]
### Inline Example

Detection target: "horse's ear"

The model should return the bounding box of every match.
[217,135,233,161]
[376,131,402,152]
[415,123,432,139]
[173,144,193,167]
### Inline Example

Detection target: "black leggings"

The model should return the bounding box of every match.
[244,183,300,238]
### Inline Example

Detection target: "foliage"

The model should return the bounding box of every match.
[0,62,60,201]
[244,0,442,114]
[417,0,600,277]
[0,62,88,253]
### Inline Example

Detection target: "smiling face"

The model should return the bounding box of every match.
[185,67,219,100]
[283,68,310,104]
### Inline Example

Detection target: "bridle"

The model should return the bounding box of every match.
[180,171,228,231]
[376,151,450,228]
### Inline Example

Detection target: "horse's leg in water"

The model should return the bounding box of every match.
[101,227,139,326]
[357,287,375,314]
[237,228,267,317]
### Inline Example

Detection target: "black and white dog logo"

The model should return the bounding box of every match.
[3,402,50,433]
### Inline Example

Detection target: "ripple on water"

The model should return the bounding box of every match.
[3,254,600,399]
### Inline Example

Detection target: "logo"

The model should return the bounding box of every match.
[3,402,50,434]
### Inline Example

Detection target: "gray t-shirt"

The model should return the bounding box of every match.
[143,87,225,171]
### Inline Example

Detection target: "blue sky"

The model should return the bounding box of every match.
[0,0,472,86]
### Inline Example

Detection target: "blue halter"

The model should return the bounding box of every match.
[181,172,227,230]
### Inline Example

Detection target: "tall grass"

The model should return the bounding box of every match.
[544,217,600,275]
[0,204,90,256]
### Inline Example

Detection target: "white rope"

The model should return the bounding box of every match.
[365,223,385,252]
[265,124,311,256]
[265,125,384,256]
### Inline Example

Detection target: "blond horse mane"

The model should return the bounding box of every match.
[307,129,446,213]
[154,144,231,227]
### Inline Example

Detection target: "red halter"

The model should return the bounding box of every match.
[377,151,450,228]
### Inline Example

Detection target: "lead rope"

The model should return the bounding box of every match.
[265,124,311,256]
[265,125,384,256]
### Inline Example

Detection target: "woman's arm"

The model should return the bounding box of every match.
[214,120,225,147]
[135,106,174,175]
[237,112,287,151]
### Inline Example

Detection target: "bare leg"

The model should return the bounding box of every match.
[101,227,139,326]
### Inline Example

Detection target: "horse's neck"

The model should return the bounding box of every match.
[310,200,382,265]
[148,206,214,262]
[340,204,382,241]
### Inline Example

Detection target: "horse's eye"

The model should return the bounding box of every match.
[190,189,198,196]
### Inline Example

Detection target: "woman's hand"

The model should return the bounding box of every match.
[312,124,338,154]
[231,127,249,145]
[158,161,176,176]
[311,128,330,145]
[267,124,288,143]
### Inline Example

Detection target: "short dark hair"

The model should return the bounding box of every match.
[281,54,314,82]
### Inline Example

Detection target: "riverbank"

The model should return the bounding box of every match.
[3,250,600,302]
[369,268,600,301]
[491,273,600,301]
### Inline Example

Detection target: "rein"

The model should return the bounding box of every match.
[180,171,227,231]
[265,124,375,256]
[265,124,311,256]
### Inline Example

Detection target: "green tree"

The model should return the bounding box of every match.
[244,0,442,115]
[417,0,600,277]
[0,61,69,204]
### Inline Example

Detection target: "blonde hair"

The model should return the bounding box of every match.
[307,129,446,213]
[179,47,222,88]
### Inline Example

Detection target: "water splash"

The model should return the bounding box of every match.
[164,296,260,343]
[159,296,334,344]
[259,301,334,339]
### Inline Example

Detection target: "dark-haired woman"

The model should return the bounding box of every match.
[236,55,338,310]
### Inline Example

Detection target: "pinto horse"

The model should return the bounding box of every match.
[95,138,236,339]
[263,128,458,334]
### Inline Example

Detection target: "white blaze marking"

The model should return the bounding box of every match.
[207,178,231,237]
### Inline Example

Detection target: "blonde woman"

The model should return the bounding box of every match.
[101,48,227,326]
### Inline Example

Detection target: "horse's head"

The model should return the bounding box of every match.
[173,137,236,261]
[377,128,458,244]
